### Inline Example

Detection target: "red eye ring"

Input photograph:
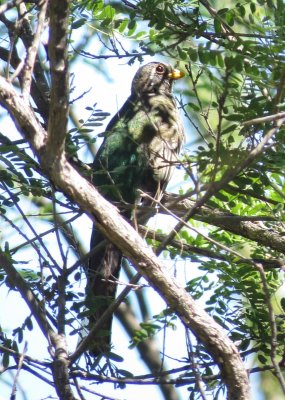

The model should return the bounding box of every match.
[156,64,165,74]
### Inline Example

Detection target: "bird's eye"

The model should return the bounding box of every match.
[156,64,165,74]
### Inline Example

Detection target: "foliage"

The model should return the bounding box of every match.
[0,0,285,399]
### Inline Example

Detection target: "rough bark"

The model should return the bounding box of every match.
[163,193,285,255]
[0,75,250,399]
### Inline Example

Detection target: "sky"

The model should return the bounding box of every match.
[0,50,194,400]
[0,26,266,400]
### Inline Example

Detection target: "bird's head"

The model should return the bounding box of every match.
[131,62,184,96]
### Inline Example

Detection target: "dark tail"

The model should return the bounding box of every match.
[86,228,122,356]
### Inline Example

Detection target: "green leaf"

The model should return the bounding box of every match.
[188,47,198,62]
[117,369,134,377]
[26,316,33,331]
[224,114,242,122]
[214,19,222,34]
[107,352,124,362]
[127,19,137,36]
[97,5,115,20]
[258,354,267,364]
[71,18,86,29]
[222,124,239,135]
[177,46,188,61]
[2,350,9,368]
[280,297,285,312]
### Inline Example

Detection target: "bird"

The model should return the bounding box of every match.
[86,61,185,356]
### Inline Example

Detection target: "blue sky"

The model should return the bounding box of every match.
[0,31,266,400]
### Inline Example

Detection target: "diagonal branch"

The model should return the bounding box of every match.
[255,262,285,394]
[0,0,24,15]
[0,253,54,340]
[116,303,180,400]
[0,252,76,399]
[0,74,250,399]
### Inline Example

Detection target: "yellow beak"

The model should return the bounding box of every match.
[168,68,184,80]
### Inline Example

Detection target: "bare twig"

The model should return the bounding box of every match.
[254,263,285,394]
[273,70,285,112]
[156,118,284,256]
[21,0,48,97]
[11,212,82,254]
[0,62,250,400]
[2,182,60,275]
[0,0,23,15]
[185,332,207,400]
[140,190,247,260]
[57,265,67,335]
[116,303,180,400]
[77,48,148,60]
[199,0,236,37]
[20,363,55,387]
[162,193,285,255]
[0,344,50,366]
[52,189,66,264]
[0,253,54,340]
[243,112,285,126]
[73,377,86,400]
[69,272,142,361]
[10,341,28,400]
[140,225,285,269]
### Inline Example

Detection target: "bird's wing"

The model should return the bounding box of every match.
[93,93,184,202]
[92,96,158,204]
[140,93,185,189]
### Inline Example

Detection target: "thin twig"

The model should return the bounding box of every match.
[185,332,207,400]
[57,263,67,335]
[10,341,28,400]
[2,182,60,275]
[21,363,55,387]
[0,0,23,15]
[69,271,142,362]
[273,70,285,112]
[155,118,285,256]
[140,191,249,261]
[71,363,272,386]
[73,377,86,400]
[70,120,283,364]
[21,0,48,97]
[0,253,54,340]
[243,112,285,126]
[199,0,236,36]
[52,188,66,264]
[254,262,285,394]
[11,212,81,253]
[0,344,50,366]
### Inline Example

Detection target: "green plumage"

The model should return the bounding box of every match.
[87,62,185,356]
[93,91,184,204]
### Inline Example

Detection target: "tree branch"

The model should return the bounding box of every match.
[0,76,250,399]
[47,0,70,159]
[21,0,48,98]
[116,303,179,400]
[0,0,23,15]
[242,111,285,126]
[0,253,54,339]
[255,263,285,394]
[163,194,285,255]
